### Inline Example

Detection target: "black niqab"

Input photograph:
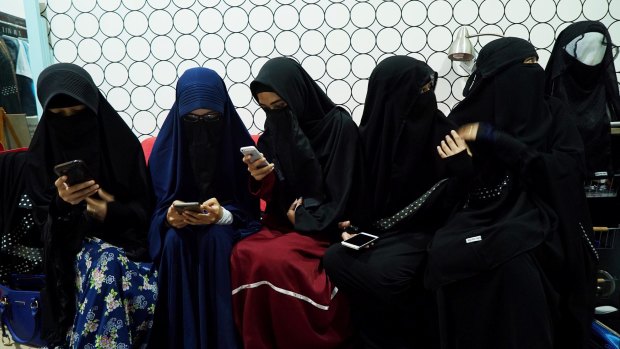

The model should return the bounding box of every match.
[454,37,552,148]
[359,56,455,219]
[182,116,223,200]
[250,57,363,234]
[28,63,148,208]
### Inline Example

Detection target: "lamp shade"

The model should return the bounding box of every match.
[448,27,474,61]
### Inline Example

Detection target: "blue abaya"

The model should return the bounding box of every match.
[147,68,260,349]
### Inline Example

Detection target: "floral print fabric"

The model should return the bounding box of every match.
[66,238,157,349]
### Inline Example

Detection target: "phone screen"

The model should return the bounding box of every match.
[342,233,377,248]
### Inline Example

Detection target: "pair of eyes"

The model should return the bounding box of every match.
[260,102,288,113]
[48,105,87,117]
[183,112,222,122]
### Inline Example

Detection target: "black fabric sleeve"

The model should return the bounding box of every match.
[441,150,474,209]
[294,112,364,236]
[47,195,85,253]
[104,200,149,232]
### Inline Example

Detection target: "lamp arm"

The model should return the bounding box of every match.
[466,33,504,38]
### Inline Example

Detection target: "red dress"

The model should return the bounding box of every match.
[230,172,353,349]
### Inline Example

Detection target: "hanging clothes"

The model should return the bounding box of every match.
[0,37,21,113]
[2,36,37,116]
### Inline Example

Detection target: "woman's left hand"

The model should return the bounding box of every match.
[437,130,472,158]
[85,188,115,222]
[183,198,223,225]
[287,197,303,225]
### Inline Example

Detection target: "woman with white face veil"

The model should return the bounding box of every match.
[545,20,620,175]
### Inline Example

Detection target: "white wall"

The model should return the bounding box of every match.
[42,0,620,138]
[1,1,26,18]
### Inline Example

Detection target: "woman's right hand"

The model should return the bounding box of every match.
[55,176,99,205]
[338,221,356,241]
[243,153,274,181]
[166,203,188,229]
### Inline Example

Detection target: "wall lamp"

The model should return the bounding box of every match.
[448,27,504,62]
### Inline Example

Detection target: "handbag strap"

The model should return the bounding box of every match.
[0,295,40,344]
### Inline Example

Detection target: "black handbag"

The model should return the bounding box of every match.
[0,274,46,347]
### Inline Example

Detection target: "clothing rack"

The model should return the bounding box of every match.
[0,12,27,39]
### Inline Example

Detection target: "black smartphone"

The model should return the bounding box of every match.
[172,201,202,214]
[53,160,93,186]
[341,232,379,250]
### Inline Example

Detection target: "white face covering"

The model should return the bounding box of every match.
[564,32,607,66]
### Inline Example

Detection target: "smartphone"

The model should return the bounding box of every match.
[341,232,379,250]
[173,201,202,214]
[240,146,268,169]
[53,160,93,186]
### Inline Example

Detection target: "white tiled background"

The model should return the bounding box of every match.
[42,0,620,138]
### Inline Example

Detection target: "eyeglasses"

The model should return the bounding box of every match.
[183,112,221,122]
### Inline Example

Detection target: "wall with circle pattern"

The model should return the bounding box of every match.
[42,0,620,138]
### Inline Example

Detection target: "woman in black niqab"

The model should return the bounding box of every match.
[230,57,364,348]
[545,20,620,175]
[323,56,473,349]
[27,63,156,347]
[426,38,597,349]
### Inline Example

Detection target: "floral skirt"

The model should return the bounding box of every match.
[66,238,158,349]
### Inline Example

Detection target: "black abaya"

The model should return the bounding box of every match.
[426,37,597,349]
[324,56,472,349]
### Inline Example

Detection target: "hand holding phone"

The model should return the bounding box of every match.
[341,232,378,250]
[240,146,268,169]
[54,176,98,206]
[54,160,93,186]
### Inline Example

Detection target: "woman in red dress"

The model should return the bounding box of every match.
[230,57,365,349]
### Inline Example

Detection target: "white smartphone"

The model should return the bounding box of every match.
[341,232,379,250]
[240,146,268,168]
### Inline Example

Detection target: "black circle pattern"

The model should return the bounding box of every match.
[43,0,620,136]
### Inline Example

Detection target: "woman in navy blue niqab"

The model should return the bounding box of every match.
[148,67,260,349]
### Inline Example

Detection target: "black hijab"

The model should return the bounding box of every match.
[28,63,152,344]
[251,57,363,234]
[453,37,552,148]
[28,63,150,209]
[545,21,620,175]
[359,56,455,219]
